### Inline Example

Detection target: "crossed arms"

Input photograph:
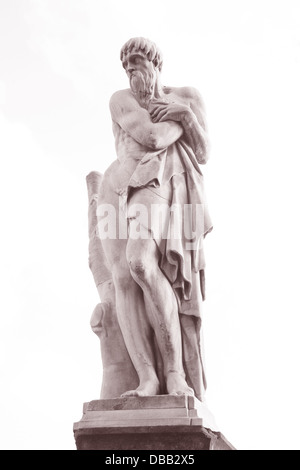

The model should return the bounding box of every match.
[109,88,209,164]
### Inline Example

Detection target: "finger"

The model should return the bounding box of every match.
[157,113,170,122]
[153,109,168,122]
[158,111,180,123]
[150,104,168,117]
[149,106,161,117]
[152,111,168,122]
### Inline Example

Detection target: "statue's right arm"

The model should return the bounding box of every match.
[109,91,183,150]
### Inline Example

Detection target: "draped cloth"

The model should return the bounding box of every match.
[124,139,213,401]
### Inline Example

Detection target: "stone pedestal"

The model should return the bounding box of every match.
[73,395,235,450]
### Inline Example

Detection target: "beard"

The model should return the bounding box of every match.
[130,70,156,109]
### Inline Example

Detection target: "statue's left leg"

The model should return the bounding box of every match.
[126,228,194,397]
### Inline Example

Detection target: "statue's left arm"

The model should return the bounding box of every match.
[150,88,210,164]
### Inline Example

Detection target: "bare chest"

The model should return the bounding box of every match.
[162,89,190,106]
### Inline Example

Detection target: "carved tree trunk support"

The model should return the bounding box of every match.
[86,171,138,398]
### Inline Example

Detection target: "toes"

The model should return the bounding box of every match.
[121,390,138,397]
[120,380,160,398]
[169,388,194,397]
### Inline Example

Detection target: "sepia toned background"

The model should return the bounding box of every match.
[1,0,300,450]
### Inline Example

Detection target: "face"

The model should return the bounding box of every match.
[122,49,153,75]
[122,49,157,107]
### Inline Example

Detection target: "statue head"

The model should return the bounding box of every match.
[120,37,163,108]
[120,37,163,72]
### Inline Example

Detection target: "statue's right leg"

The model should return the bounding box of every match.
[98,165,160,396]
[101,236,160,396]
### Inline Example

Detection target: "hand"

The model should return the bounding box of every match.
[149,101,190,123]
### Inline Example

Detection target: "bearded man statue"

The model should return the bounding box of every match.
[90,37,212,401]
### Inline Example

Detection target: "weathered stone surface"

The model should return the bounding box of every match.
[86,395,188,411]
[74,425,234,451]
[75,395,218,431]
[73,395,235,450]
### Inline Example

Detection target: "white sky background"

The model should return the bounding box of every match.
[0,0,300,450]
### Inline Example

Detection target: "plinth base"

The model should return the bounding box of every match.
[73,396,235,450]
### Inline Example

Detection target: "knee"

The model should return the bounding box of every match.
[127,255,152,283]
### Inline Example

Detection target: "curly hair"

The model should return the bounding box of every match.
[120,37,163,71]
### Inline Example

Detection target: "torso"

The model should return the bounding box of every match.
[112,122,148,163]
[113,86,192,160]
[102,87,194,197]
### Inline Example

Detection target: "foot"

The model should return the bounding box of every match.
[166,371,194,396]
[121,378,160,397]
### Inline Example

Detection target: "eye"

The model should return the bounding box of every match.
[128,55,144,67]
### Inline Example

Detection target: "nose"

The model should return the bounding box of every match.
[127,66,135,74]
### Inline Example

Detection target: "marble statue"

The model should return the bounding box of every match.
[87,37,212,402]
